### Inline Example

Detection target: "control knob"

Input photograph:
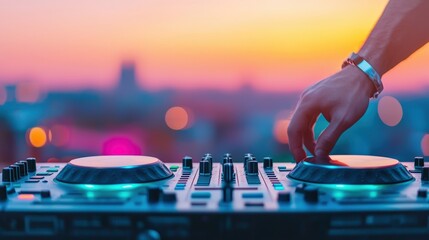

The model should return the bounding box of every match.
[263,157,273,169]
[199,161,211,175]
[182,156,193,169]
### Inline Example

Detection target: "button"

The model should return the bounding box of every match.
[273,183,284,190]
[18,194,35,200]
[26,157,37,172]
[41,190,51,198]
[263,157,273,169]
[2,167,15,182]
[182,156,193,170]
[46,168,59,172]
[162,192,177,203]
[244,202,264,207]
[277,192,291,203]
[30,176,44,180]
[243,153,254,171]
[278,166,288,172]
[25,180,40,183]
[242,192,263,199]
[304,186,319,203]
[415,156,424,169]
[0,185,7,201]
[36,172,53,176]
[191,192,211,199]
[418,188,427,198]
[421,167,429,181]
[147,187,162,203]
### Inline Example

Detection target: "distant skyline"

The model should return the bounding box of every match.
[1,0,428,93]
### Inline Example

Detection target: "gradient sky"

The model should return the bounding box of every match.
[1,0,428,92]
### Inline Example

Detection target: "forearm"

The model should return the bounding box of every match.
[358,0,429,76]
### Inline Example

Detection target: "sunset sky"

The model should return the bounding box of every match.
[1,0,428,92]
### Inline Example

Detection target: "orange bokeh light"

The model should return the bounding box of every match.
[273,111,291,145]
[165,106,189,130]
[377,96,403,127]
[28,127,47,148]
[421,134,429,156]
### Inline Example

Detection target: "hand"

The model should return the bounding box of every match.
[287,66,375,162]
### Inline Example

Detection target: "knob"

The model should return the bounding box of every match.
[0,185,7,201]
[182,156,193,169]
[415,156,424,169]
[202,153,213,171]
[277,192,291,203]
[243,153,253,171]
[15,162,27,177]
[26,157,37,172]
[199,161,211,175]
[304,186,319,203]
[147,187,162,203]
[246,161,258,175]
[19,161,28,176]
[263,157,273,169]
[9,165,20,180]
[41,190,51,199]
[223,163,234,183]
[2,167,15,182]
[422,167,429,181]
[223,153,233,165]
[418,188,428,198]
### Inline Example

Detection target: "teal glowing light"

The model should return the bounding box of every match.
[77,183,142,191]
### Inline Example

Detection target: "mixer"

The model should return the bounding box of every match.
[1,154,429,239]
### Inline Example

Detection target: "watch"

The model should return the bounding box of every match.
[342,52,383,99]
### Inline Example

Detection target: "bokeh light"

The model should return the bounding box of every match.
[16,82,41,103]
[377,96,403,127]
[102,137,141,155]
[28,127,47,148]
[421,134,429,156]
[165,106,189,130]
[0,87,6,105]
[273,111,292,144]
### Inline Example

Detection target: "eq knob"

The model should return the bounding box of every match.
[2,168,15,182]
[263,157,273,169]
[15,162,27,177]
[19,161,29,176]
[199,161,211,175]
[223,163,234,183]
[243,153,254,171]
[422,167,429,181]
[182,156,193,169]
[415,156,424,169]
[246,161,258,175]
[26,157,37,172]
[202,153,213,171]
[9,165,20,180]
[277,192,291,203]
[223,153,233,165]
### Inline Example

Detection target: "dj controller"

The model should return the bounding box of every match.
[1,154,429,239]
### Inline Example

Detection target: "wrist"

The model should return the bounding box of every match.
[357,49,388,76]
[342,66,376,99]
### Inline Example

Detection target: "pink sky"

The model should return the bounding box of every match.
[0,0,428,93]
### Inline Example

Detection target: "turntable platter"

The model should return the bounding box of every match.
[287,155,414,185]
[55,155,174,185]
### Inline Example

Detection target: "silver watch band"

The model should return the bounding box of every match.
[342,52,383,99]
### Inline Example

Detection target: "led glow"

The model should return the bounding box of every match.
[18,194,35,200]
[165,106,189,130]
[28,127,47,148]
[421,134,429,155]
[378,96,403,127]
[77,183,143,191]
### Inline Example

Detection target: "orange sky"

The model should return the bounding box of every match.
[0,0,428,92]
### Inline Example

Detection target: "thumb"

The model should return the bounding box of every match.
[315,122,346,158]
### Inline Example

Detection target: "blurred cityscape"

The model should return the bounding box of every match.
[0,62,428,167]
